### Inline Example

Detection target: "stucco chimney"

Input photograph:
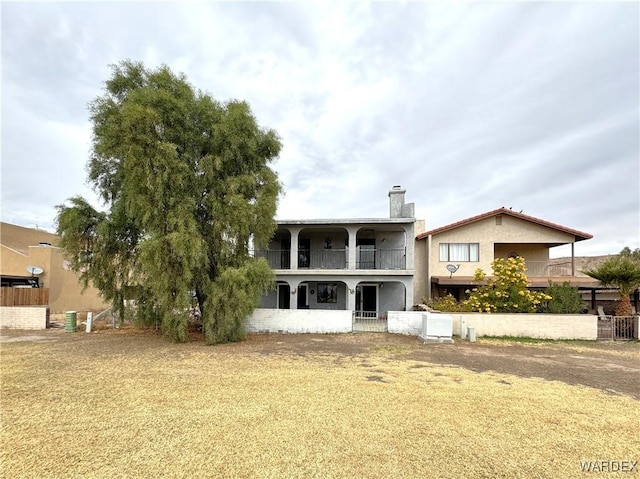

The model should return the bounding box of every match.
[389,186,405,218]
[388,185,415,218]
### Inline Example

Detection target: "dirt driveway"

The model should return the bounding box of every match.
[241,333,640,400]
[2,328,639,399]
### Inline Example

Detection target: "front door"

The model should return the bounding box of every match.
[277,284,290,309]
[281,239,291,269]
[299,239,310,268]
[297,284,308,309]
[355,284,377,318]
[357,238,376,269]
[354,284,385,332]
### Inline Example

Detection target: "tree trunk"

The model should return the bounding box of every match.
[614,295,633,316]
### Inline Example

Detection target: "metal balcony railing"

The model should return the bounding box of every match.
[524,261,574,276]
[252,248,407,270]
[252,250,291,269]
[356,249,406,270]
[305,249,348,269]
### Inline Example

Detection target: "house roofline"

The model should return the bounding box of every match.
[416,207,593,242]
[277,217,416,226]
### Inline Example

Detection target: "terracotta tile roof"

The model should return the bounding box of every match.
[416,207,593,241]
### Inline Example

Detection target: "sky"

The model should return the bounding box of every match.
[1,1,639,258]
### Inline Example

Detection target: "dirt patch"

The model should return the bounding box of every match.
[242,332,640,399]
[1,328,638,399]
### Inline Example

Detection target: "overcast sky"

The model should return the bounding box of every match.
[2,1,638,257]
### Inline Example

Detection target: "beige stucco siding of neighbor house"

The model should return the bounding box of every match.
[415,208,596,303]
[1,223,108,314]
[428,215,578,278]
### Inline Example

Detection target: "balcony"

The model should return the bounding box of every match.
[252,248,407,270]
[525,261,574,277]
[253,250,291,269]
[356,249,406,269]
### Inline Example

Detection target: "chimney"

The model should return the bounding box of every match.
[388,185,414,218]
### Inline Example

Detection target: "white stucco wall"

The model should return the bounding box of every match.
[245,310,600,339]
[453,313,598,340]
[388,311,454,335]
[0,307,49,329]
[245,308,352,333]
[389,311,597,339]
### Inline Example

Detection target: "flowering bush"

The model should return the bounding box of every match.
[426,294,472,312]
[464,257,551,313]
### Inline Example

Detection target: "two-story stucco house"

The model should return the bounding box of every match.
[415,208,598,302]
[254,186,424,331]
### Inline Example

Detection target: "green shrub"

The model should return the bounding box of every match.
[542,282,586,314]
[427,294,471,312]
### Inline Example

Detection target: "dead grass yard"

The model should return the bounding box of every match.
[1,328,639,479]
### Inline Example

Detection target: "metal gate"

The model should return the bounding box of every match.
[597,316,637,340]
[352,311,388,332]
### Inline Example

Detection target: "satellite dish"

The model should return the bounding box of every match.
[26,265,44,275]
[446,264,460,278]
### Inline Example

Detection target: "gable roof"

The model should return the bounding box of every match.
[416,207,593,242]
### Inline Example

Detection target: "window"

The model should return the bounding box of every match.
[317,283,338,303]
[439,243,479,262]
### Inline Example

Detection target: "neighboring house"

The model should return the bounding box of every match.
[415,208,599,303]
[254,186,424,328]
[1,222,108,314]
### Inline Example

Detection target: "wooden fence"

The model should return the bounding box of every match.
[1,288,50,306]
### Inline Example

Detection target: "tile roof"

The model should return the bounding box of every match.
[416,207,593,241]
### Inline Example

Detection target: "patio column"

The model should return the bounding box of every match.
[290,282,298,310]
[347,227,357,269]
[289,227,301,270]
[345,279,357,312]
[404,278,414,311]
[571,242,575,276]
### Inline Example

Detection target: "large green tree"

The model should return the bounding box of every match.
[56,61,281,343]
[583,249,640,316]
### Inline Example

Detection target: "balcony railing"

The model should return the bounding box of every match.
[252,250,291,269]
[305,249,348,269]
[525,261,574,276]
[357,249,406,270]
[252,248,407,270]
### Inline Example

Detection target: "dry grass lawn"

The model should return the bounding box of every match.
[1,329,639,478]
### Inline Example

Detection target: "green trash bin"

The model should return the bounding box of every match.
[65,311,77,333]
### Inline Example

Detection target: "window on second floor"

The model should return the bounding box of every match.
[439,243,479,262]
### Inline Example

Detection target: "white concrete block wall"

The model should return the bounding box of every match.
[388,311,454,335]
[0,307,49,330]
[248,309,600,339]
[245,309,352,334]
[451,314,598,340]
[387,311,423,335]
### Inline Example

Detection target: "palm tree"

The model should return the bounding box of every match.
[583,256,640,316]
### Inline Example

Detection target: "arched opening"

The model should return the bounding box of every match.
[298,227,349,269]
